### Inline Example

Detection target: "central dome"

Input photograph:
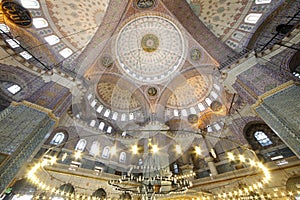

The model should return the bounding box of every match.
[116,16,185,84]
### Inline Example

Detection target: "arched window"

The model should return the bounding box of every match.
[254,131,273,146]
[205,97,212,106]
[90,120,96,127]
[174,163,179,174]
[106,126,112,133]
[6,39,20,48]
[20,51,32,60]
[59,48,72,58]
[119,152,126,163]
[98,122,105,130]
[138,158,143,166]
[0,24,10,33]
[32,18,48,28]
[51,132,65,145]
[44,35,60,45]
[244,13,262,24]
[75,139,87,151]
[90,141,100,156]
[7,84,21,94]
[102,146,110,158]
[21,0,40,9]
[92,188,107,199]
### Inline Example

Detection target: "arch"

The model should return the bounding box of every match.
[243,121,284,151]
[286,175,300,194]
[50,132,65,145]
[11,179,36,198]
[102,146,110,158]
[75,139,87,151]
[58,183,75,194]
[92,188,107,199]
[119,192,132,200]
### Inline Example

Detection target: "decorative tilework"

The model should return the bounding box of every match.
[0,104,56,192]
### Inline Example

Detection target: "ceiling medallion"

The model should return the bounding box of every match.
[101,55,113,68]
[210,101,223,112]
[188,114,199,124]
[190,48,202,61]
[116,16,185,84]
[1,1,32,27]
[141,34,159,52]
[147,87,158,96]
[136,0,156,9]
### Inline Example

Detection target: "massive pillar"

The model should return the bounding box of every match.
[0,101,58,193]
[253,82,300,158]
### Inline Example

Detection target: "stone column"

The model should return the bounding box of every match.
[205,157,218,176]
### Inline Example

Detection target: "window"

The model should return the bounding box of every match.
[7,84,21,94]
[292,66,300,78]
[75,139,87,151]
[121,113,126,121]
[244,13,262,24]
[255,0,271,4]
[190,107,196,114]
[102,146,110,158]
[51,132,65,145]
[59,48,72,58]
[32,18,48,28]
[213,84,221,91]
[44,35,60,45]
[104,109,110,117]
[205,97,212,106]
[90,120,96,127]
[91,100,97,107]
[106,126,112,133]
[19,51,32,60]
[138,158,143,166]
[198,103,205,111]
[0,24,10,33]
[174,163,179,174]
[254,131,273,146]
[119,152,126,163]
[129,113,134,120]
[173,109,179,116]
[90,141,100,156]
[211,91,218,99]
[21,0,40,9]
[96,105,103,113]
[112,112,118,120]
[99,122,105,130]
[6,39,20,48]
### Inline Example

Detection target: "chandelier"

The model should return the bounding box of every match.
[107,140,193,200]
